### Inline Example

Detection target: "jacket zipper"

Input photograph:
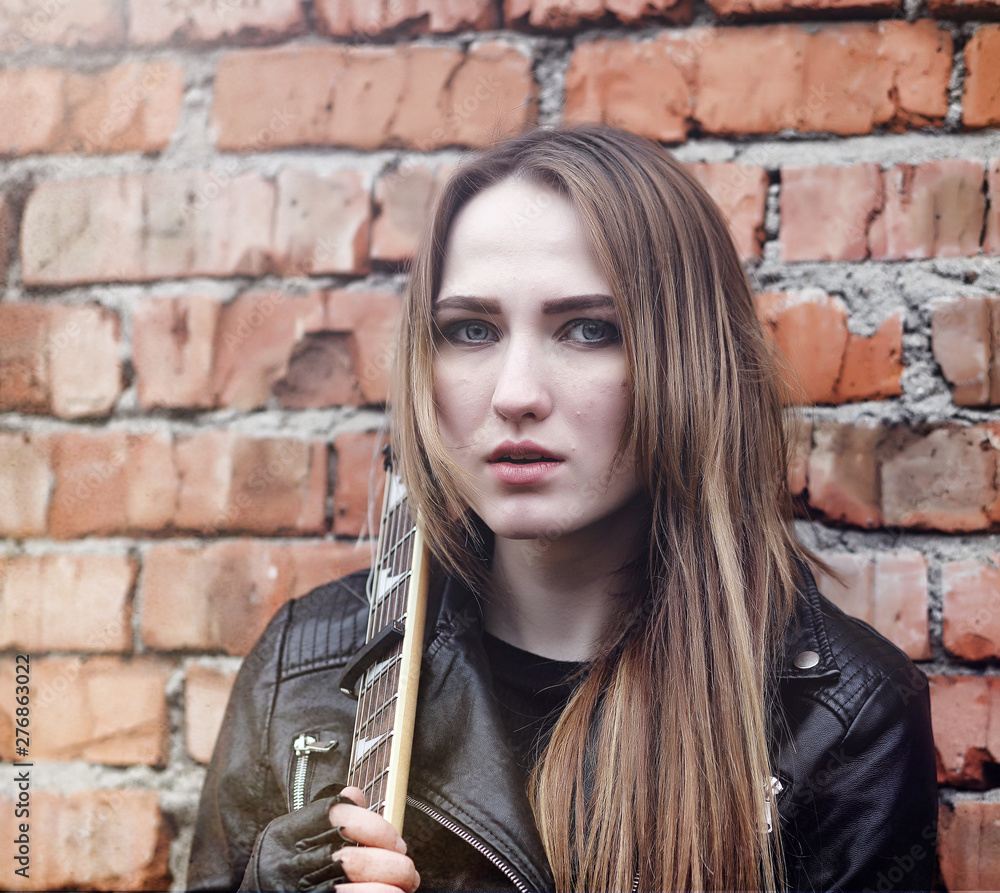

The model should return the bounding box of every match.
[406,795,533,893]
[764,775,784,834]
[291,733,338,811]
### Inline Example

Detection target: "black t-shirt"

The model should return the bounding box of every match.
[481,631,585,770]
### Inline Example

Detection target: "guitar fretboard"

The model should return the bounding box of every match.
[346,472,417,814]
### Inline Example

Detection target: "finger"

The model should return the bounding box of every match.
[328,801,407,854]
[333,885,409,893]
[339,786,366,808]
[335,846,420,893]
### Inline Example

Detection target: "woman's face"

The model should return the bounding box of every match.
[432,177,644,547]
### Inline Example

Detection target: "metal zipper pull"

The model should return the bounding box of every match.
[291,733,338,811]
[764,775,783,834]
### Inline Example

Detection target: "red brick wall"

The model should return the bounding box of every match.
[0,0,997,888]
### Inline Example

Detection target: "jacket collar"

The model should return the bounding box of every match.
[776,566,841,682]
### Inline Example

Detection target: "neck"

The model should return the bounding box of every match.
[482,503,646,661]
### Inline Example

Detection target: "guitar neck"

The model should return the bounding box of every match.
[346,467,429,830]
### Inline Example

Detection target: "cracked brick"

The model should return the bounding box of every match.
[212,43,536,151]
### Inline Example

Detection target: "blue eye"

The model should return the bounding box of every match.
[445,321,497,344]
[565,319,620,345]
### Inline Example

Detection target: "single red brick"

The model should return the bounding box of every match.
[317,0,496,35]
[942,556,1000,661]
[185,663,237,764]
[47,431,128,537]
[987,159,1000,255]
[881,426,997,532]
[133,295,220,409]
[21,171,276,285]
[695,23,950,136]
[787,417,812,497]
[0,554,134,651]
[779,165,882,262]
[0,0,125,50]
[213,43,535,152]
[564,36,696,143]
[0,432,52,537]
[873,551,931,659]
[21,175,144,285]
[837,310,904,402]
[49,304,122,417]
[371,163,456,264]
[0,62,182,156]
[0,68,64,155]
[47,431,177,539]
[938,800,1000,893]
[143,170,275,279]
[273,169,370,275]
[708,0,898,14]
[929,675,998,786]
[931,296,996,406]
[173,432,326,535]
[130,0,306,44]
[0,789,170,892]
[0,302,121,417]
[0,656,170,765]
[61,61,183,154]
[756,290,849,405]
[0,303,51,412]
[688,163,767,261]
[806,421,884,527]
[869,161,986,260]
[333,432,389,537]
[964,26,1000,128]
[141,540,358,654]
[505,0,691,28]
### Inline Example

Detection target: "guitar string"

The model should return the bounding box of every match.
[349,468,391,789]
[371,484,414,810]
[363,475,407,804]
[353,475,399,792]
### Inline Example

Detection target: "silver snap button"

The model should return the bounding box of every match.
[794,650,820,669]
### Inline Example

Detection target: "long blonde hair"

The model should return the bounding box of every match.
[392,125,806,891]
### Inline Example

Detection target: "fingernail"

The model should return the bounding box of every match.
[396,837,407,854]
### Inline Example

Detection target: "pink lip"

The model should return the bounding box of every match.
[488,441,563,486]
[488,441,562,462]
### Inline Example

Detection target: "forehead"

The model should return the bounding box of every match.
[438,178,610,298]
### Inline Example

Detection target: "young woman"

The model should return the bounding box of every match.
[188,126,937,892]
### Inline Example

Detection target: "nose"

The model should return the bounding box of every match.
[490,337,553,422]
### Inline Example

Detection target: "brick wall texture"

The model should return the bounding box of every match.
[0,0,998,888]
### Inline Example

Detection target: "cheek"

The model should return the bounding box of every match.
[432,367,491,447]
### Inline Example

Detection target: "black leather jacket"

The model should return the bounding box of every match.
[187,567,937,892]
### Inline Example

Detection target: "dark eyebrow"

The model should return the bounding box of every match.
[433,294,616,315]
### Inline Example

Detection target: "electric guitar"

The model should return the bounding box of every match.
[338,450,430,832]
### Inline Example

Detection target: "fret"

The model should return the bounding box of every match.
[355,652,403,697]
[355,693,400,739]
[353,730,392,767]
[371,567,412,607]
